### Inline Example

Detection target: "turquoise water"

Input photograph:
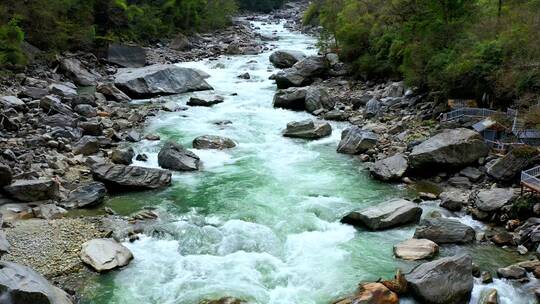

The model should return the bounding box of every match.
[80,20,537,304]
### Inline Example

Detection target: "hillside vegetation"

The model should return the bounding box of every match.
[305,0,540,107]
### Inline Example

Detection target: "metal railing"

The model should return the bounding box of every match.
[485,140,525,154]
[521,166,540,190]
[440,107,499,122]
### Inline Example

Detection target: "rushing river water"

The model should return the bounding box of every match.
[81,19,538,304]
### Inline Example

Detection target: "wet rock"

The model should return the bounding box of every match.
[342,199,422,230]
[80,238,133,272]
[0,261,74,304]
[200,297,245,304]
[370,154,408,181]
[237,72,250,79]
[335,282,398,304]
[269,50,306,68]
[92,164,172,191]
[489,231,514,246]
[158,141,200,171]
[413,218,475,244]
[282,119,332,139]
[473,188,515,212]
[496,265,526,280]
[96,83,131,102]
[393,239,438,260]
[111,147,135,165]
[59,57,99,86]
[439,189,469,211]
[33,204,67,220]
[409,128,489,172]
[125,130,141,142]
[337,127,378,155]
[115,64,213,98]
[0,164,12,187]
[274,56,327,89]
[73,136,100,155]
[405,255,473,304]
[136,153,148,161]
[293,55,327,77]
[305,86,334,113]
[193,135,236,149]
[272,87,307,110]
[478,288,498,304]
[107,43,146,68]
[4,179,59,202]
[63,182,107,208]
[187,95,224,107]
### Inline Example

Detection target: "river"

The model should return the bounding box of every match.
[80,19,537,304]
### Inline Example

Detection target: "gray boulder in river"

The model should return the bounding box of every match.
[158,141,200,171]
[269,50,306,68]
[473,188,515,212]
[405,255,473,304]
[114,64,213,98]
[341,199,422,230]
[92,164,172,191]
[193,135,236,150]
[337,127,378,155]
[409,128,489,172]
[80,238,133,272]
[282,120,332,139]
[274,56,327,89]
[414,218,475,244]
[305,86,334,113]
[273,87,307,110]
[369,153,408,181]
[0,260,74,304]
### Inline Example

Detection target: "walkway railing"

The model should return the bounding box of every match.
[521,166,540,193]
[485,140,525,154]
[440,107,499,122]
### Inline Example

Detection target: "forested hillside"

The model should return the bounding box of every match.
[0,0,284,67]
[305,0,540,107]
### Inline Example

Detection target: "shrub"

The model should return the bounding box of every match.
[0,18,26,67]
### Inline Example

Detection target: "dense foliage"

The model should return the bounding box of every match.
[306,0,540,107]
[237,0,285,13]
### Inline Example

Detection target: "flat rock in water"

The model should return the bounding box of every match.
[405,255,473,304]
[282,119,332,139]
[370,154,408,181]
[414,218,475,244]
[114,64,213,98]
[158,141,200,171]
[337,127,378,155]
[187,96,224,107]
[393,239,439,260]
[341,199,422,230]
[92,164,171,191]
[193,135,236,149]
[80,238,133,272]
[0,261,73,304]
[474,188,515,212]
[4,179,59,202]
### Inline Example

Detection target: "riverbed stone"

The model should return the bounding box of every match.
[272,87,307,110]
[193,135,236,149]
[80,238,133,272]
[479,288,498,304]
[282,119,332,139]
[393,239,438,260]
[33,204,67,220]
[0,261,74,304]
[73,136,100,155]
[305,86,334,113]
[269,50,306,68]
[59,57,99,86]
[115,64,213,98]
[92,164,172,191]
[335,282,398,304]
[413,218,475,244]
[409,128,489,172]
[439,189,469,211]
[496,265,527,280]
[342,199,422,230]
[107,43,146,68]
[111,147,135,165]
[405,254,473,304]
[158,141,200,171]
[187,95,224,107]
[62,182,107,209]
[0,163,12,187]
[337,127,378,155]
[369,154,408,181]
[473,188,515,212]
[4,179,59,202]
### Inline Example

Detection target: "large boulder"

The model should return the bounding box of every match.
[62,182,107,209]
[4,179,59,202]
[0,163,12,187]
[370,154,408,181]
[114,64,213,98]
[414,218,475,244]
[0,261,73,304]
[96,83,131,102]
[365,98,381,118]
[59,58,99,86]
[111,147,135,165]
[80,238,133,272]
[158,141,200,171]
[107,43,146,68]
[73,136,100,155]
[335,282,398,304]
[193,135,236,149]
[409,128,489,171]
[272,87,307,110]
[294,56,327,77]
[393,239,439,260]
[337,127,378,155]
[274,56,327,89]
[282,120,332,139]
[405,255,473,304]
[341,199,422,230]
[473,188,515,212]
[496,265,527,280]
[487,147,540,181]
[439,189,469,211]
[269,50,306,68]
[305,86,334,113]
[92,164,171,191]
[274,69,309,89]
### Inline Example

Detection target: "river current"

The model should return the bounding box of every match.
[81,19,537,304]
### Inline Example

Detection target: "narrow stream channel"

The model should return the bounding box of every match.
[81,19,537,304]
